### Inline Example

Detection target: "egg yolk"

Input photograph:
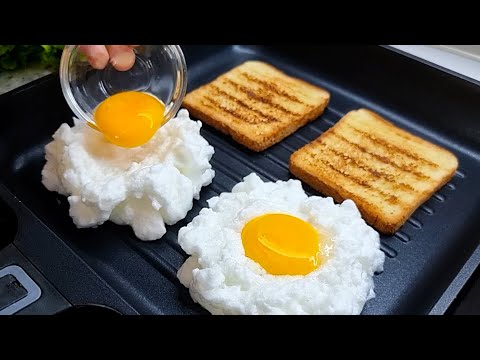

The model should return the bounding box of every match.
[93,91,165,148]
[242,213,327,276]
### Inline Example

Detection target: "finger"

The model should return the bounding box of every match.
[106,45,136,71]
[78,45,109,70]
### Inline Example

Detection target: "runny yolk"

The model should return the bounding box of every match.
[93,91,165,148]
[241,213,327,276]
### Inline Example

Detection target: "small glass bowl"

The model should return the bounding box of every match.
[59,45,187,129]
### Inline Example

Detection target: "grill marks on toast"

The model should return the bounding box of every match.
[232,70,315,115]
[317,142,417,194]
[346,125,439,169]
[183,61,330,151]
[222,78,301,117]
[329,131,431,181]
[334,122,446,182]
[207,85,280,124]
[307,128,435,203]
[239,72,306,105]
[199,97,263,125]
[300,144,405,208]
[290,109,459,234]
[326,131,434,192]
[315,155,401,204]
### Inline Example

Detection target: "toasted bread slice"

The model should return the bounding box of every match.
[289,108,459,234]
[183,61,330,151]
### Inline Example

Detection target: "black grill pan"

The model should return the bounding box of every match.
[0,45,479,315]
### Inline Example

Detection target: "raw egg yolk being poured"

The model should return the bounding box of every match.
[242,213,326,276]
[93,91,165,148]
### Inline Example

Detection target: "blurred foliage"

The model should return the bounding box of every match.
[0,45,64,72]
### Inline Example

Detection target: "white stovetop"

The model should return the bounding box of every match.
[390,45,480,82]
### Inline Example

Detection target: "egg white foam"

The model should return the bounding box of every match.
[41,109,215,241]
[177,173,385,315]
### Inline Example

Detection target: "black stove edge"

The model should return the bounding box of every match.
[429,244,480,315]
[382,45,480,315]
[0,183,139,315]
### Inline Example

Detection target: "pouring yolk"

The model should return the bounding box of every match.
[93,91,165,148]
[241,213,326,276]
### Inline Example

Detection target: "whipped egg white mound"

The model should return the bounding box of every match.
[42,109,215,241]
[177,173,385,315]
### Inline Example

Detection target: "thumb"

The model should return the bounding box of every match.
[106,45,136,71]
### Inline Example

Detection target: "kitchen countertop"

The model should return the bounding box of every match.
[0,63,53,95]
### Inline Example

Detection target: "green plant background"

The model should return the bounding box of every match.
[0,45,64,72]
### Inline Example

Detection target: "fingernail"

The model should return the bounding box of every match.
[110,52,135,71]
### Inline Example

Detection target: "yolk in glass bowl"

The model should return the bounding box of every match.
[92,91,166,148]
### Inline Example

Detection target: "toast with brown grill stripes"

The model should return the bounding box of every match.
[289,109,459,234]
[182,61,330,151]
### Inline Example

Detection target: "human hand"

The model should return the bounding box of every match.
[78,45,139,71]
